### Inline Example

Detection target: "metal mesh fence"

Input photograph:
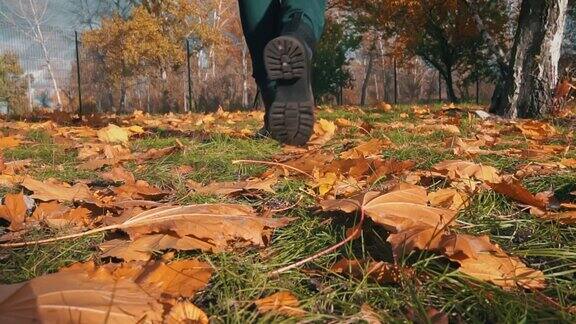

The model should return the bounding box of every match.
[0,23,76,112]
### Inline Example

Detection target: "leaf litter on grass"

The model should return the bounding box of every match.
[0,106,575,322]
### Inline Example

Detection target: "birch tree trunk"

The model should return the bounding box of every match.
[360,46,375,106]
[241,43,249,109]
[492,0,569,118]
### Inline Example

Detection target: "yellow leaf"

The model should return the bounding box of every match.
[97,124,130,143]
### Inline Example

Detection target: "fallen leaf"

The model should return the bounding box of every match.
[452,248,546,290]
[101,166,136,184]
[22,177,96,203]
[331,258,414,284]
[100,204,293,257]
[340,138,393,159]
[377,102,393,112]
[515,120,556,140]
[165,301,209,324]
[406,306,448,324]
[309,119,336,146]
[254,291,306,317]
[114,180,168,200]
[428,188,469,211]
[538,211,576,225]
[63,259,213,298]
[0,271,164,323]
[487,176,548,210]
[97,124,131,143]
[359,304,383,324]
[433,160,501,183]
[0,136,21,149]
[99,234,214,261]
[187,177,277,196]
[0,192,28,230]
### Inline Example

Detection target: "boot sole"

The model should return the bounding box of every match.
[264,36,314,146]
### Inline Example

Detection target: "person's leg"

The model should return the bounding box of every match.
[281,0,326,43]
[238,0,281,109]
[263,0,327,145]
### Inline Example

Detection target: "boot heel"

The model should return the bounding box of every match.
[264,37,306,81]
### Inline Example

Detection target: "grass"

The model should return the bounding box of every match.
[0,108,575,323]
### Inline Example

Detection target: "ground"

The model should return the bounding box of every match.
[0,103,575,323]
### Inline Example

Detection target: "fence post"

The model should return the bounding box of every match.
[75,31,83,116]
[393,57,398,105]
[186,39,193,112]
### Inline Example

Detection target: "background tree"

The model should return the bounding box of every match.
[0,0,63,109]
[312,18,361,104]
[467,0,570,118]
[336,0,509,103]
[0,53,27,114]
[83,6,183,112]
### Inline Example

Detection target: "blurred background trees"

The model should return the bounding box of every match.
[0,0,573,116]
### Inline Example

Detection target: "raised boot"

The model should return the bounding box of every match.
[263,12,316,146]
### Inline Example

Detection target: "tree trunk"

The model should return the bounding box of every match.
[377,39,388,102]
[491,0,569,118]
[119,81,127,113]
[441,69,459,103]
[360,47,375,106]
[242,44,249,109]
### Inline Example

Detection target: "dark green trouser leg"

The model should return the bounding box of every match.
[238,0,327,93]
[238,0,280,93]
[281,0,326,42]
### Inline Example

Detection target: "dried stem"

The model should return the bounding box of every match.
[268,206,365,276]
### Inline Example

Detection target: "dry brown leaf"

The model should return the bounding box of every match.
[428,188,469,211]
[0,271,164,323]
[0,136,22,149]
[101,166,136,184]
[560,158,576,169]
[433,160,501,183]
[165,301,209,324]
[487,176,548,210]
[99,234,214,261]
[359,304,383,324]
[136,146,181,162]
[97,124,131,143]
[308,119,336,146]
[417,124,461,135]
[331,258,414,284]
[187,177,277,196]
[340,138,393,159]
[113,180,168,200]
[122,204,289,242]
[538,211,576,225]
[361,185,456,233]
[452,249,546,290]
[515,120,557,140]
[99,204,293,257]
[254,291,306,317]
[335,117,356,127]
[322,185,455,233]
[377,102,393,112]
[406,306,448,324]
[271,151,333,177]
[22,177,96,203]
[32,201,70,221]
[0,192,27,231]
[312,170,339,196]
[63,259,212,298]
